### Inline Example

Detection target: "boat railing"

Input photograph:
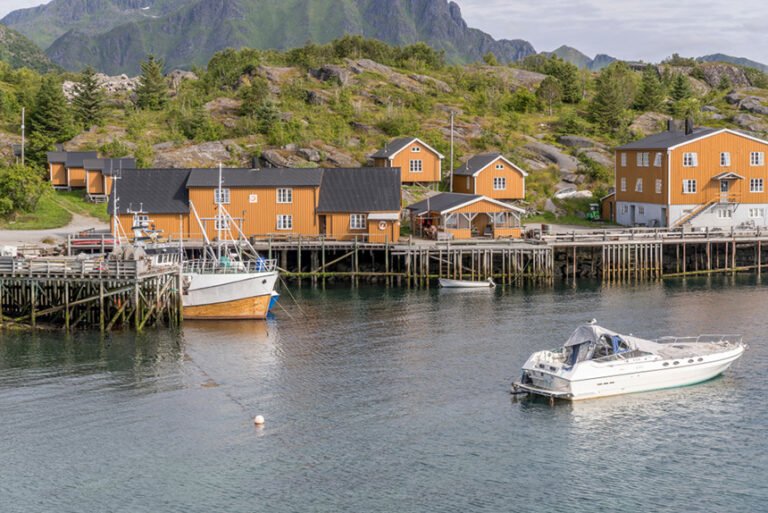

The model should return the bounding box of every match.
[182,258,277,274]
[655,334,743,345]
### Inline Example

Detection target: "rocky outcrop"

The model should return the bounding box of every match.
[167,69,198,91]
[310,65,351,86]
[732,114,768,132]
[557,135,606,150]
[630,112,671,137]
[695,63,751,89]
[152,141,245,168]
[524,140,579,174]
[62,73,140,100]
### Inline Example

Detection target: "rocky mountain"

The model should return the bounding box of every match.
[698,54,768,73]
[543,45,616,71]
[0,24,59,72]
[3,0,536,74]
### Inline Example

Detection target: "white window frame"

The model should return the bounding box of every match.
[409,159,423,173]
[349,214,367,230]
[620,153,627,167]
[621,204,629,214]
[465,176,470,189]
[635,178,643,193]
[214,215,230,231]
[493,177,507,190]
[654,153,662,167]
[750,152,765,166]
[717,208,733,219]
[495,163,504,170]
[750,208,765,218]
[750,178,764,193]
[277,188,293,204]
[620,177,627,192]
[720,152,731,167]
[683,152,698,167]
[682,179,697,194]
[655,179,662,194]
[411,146,421,153]
[214,188,230,205]
[276,214,293,231]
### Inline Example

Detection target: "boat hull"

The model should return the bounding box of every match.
[521,345,745,400]
[182,271,278,320]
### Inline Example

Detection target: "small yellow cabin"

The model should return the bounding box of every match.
[84,157,136,202]
[47,151,98,189]
[452,153,527,201]
[370,137,444,185]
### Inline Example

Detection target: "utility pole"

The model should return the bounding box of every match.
[449,110,454,192]
[20,107,25,166]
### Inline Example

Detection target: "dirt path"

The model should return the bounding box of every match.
[0,214,109,247]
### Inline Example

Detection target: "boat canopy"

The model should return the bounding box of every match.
[563,324,659,353]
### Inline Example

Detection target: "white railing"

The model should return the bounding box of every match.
[182,258,277,274]
[654,334,743,345]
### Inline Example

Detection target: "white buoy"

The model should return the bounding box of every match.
[253,415,265,426]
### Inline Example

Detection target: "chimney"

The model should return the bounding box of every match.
[685,117,694,135]
[667,119,675,132]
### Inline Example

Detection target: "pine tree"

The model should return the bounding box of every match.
[536,76,562,115]
[634,65,664,112]
[135,55,168,110]
[29,75,77,143]
[670,74,692,102]
[72,66,106,128]
[544,56,581,103]
[588,62,636,132]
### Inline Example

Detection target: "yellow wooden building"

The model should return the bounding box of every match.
[615,120,768,228]
[84,157,136,202]
[452,153,527,200]
[406,192,524,240]
[47,151,98,189]
[370,137,444,185]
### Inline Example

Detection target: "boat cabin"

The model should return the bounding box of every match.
[406,192,524,240]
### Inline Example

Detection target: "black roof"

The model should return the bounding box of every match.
[109,169,191,215]
[616,128,720,150]
[370,137,416,159]
[454,153,504,176]
[84,158,137,176]
[317,168,401,213]
[65,152,98,168]
[407,192,482,215]
[186,168,324,188]
[46,151,67,163]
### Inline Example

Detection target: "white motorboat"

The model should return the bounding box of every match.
[512,323,746,401]
[439,277,496,288]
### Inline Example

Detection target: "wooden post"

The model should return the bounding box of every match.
[30,281,36,328]
[134,281,141,331]
[99,281,105,333]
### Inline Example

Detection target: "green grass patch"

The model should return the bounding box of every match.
[0,192,72,230]
[53,191,110,222]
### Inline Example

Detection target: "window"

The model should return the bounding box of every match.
[409,159,423,173]
[683,152,698,167]
[654,153,662,167]
[750,208,765,218]
[214,216,229,231]
[720,152,731,166]
[276,215,293,230]
[655,179,663,194]
[277,188,293,204]
[620,177,627,192]
[636,152,649,167]
[249,193,258,204]
[682,179,697,194]
[411,146,421,153]
[350,214,367,230]
[621,204,629,214]
[750,152,765,166]
[495,163,504,170]
[620,153,627,167]
[638,206,645,216]
[445,213,458,229]
[717,208,733,219]
[635,178,643,192]
[214,188,230,204]
[493,177,507,190]
[751,178,764,192]
[465,176,470,189]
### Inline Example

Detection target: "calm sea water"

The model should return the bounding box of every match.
[1,277,767,513]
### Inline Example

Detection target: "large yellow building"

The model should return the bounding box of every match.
[615,122,768,228]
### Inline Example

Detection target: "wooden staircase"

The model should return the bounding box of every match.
[670,199,718,228]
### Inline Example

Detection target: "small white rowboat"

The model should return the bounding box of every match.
[438,278,496,288]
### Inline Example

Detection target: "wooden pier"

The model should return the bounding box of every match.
[0,257,182,332]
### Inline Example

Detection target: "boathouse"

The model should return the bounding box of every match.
[370,137,444,185]
[615,120,768,228]
[47,151,98,189]
[84,157,136,202]
[406,192,524,240]
[451,153,527,201]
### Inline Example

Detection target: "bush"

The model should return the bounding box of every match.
[0,164,46,217]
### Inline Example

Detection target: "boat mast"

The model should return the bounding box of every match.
[217,162,223,260]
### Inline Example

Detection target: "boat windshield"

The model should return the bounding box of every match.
[563,334,635,367]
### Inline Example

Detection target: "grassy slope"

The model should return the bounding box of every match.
[0,190,108,230]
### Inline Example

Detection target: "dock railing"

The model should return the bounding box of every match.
[0,257,140,279]
[541,226,768,244]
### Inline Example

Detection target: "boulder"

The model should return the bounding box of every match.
[523,140,579,173]
[345,58,425,93]
[153,141,237,168]
[738,96,768,115]
[630,112,671,137]
[732,113,768,132]
[62,73,140,100]
[309,65,351,86]
[409,73,452,93]
[557,135,606,149]
[167,69,198,91]
[578,149,613,169]
[298,148,322,162]
[701,105,719,112]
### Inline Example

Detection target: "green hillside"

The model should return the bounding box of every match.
[0,24,59,72]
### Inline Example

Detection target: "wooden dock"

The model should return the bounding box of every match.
[0,257,182,332]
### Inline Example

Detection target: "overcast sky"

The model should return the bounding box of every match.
[1,0,767,64]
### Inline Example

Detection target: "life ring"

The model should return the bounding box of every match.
[378,221,387,231]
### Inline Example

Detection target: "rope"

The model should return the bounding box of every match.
[278,275,308,317]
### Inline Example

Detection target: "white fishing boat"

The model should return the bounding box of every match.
[439,277,496,288]
[512,322,746,401]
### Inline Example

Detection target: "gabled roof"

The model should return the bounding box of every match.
[712,172,745,180]
[64,152,98,168]
[109,169,191,215]
[370,137,445,160]
[616,128,720,150]
[186,168,324,188]
[46,151,67,163]
[454,153,528,177]
[84,158,137,176]
[317,168,401,213]
[406,192,524,216]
